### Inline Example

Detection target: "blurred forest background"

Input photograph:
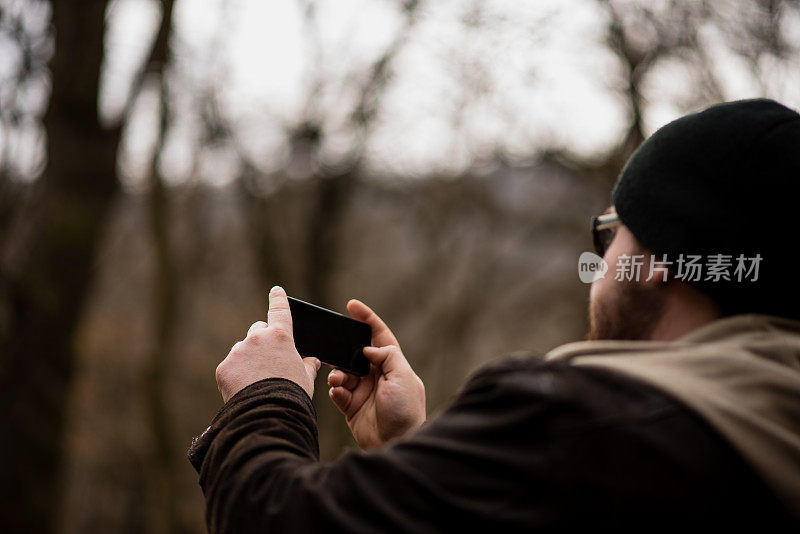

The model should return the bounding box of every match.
[1,0,798,532]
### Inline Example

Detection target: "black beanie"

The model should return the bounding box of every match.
[611,98,800,320]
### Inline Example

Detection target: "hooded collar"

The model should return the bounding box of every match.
[545,313,800,519]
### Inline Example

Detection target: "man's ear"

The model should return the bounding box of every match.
[641,251,671,286]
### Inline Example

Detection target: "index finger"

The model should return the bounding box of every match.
[267,285,293,330]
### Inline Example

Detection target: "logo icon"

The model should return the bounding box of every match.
[578,251,607,283]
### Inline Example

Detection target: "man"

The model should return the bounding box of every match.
[189,99,800,531]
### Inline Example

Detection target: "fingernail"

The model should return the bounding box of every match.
[270,285,282,293]
[314,358,321,370]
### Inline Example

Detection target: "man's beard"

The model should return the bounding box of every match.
[586,281,666,341]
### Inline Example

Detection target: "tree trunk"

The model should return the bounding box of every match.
[0,1,120,532]
[141,2,180,532]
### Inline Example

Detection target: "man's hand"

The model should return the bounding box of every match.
[215,286,321,403]
[327,299,426,449]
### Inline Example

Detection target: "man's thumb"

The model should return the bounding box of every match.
[363,345,405,374]
[303,357,321,378]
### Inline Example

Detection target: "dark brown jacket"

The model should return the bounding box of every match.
[189,314,800,532]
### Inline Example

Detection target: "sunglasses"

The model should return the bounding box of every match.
[591,211,622,257]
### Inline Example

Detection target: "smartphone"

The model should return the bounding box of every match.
[287,296,372,376]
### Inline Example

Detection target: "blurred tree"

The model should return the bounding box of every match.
[596,0,800,181]
[0,0,180,531]
[138,1,181,533]
[0,1,121,532]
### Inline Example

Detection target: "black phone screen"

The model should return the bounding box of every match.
[287,296,372,376]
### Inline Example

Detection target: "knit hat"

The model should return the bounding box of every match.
[611,98,800,320]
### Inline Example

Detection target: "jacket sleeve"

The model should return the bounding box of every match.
[187,355,571,533]
[187,356,699,533]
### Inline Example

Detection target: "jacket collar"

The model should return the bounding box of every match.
[676,313,800,343]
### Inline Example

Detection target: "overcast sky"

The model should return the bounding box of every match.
[92,0,800,185]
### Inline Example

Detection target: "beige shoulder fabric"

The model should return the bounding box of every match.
[544,314,800,519]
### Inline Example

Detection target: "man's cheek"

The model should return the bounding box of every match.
[590,271,610,302]
[591,268,622,312]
